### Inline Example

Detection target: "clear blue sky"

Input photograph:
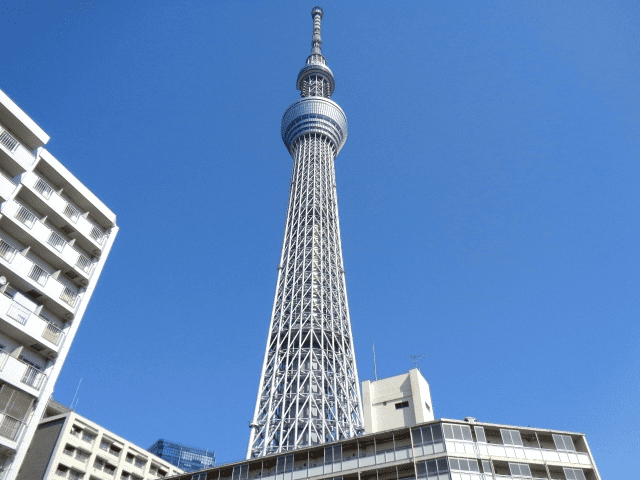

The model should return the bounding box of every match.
[1,1,638,478]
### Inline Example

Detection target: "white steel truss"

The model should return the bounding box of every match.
[248,7,363,459]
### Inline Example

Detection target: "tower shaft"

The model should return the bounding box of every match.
[248,7,363,459]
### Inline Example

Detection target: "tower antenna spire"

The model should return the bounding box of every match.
[311,6,323,55]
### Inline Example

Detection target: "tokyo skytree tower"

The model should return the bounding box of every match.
[247,7,364,459]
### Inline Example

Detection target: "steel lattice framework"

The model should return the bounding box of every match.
[247,7,364,459]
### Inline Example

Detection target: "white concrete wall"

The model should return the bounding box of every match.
[362,368,434,434]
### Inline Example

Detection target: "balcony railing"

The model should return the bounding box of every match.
[28,263,49,286]
[33,178,54,199]
[0,412,23,441]
[60,287,78,308]
[15,206,36,229]
[47,231,67,252]
[0,350,46,390]
[0,125,35,168]
[42,321,63,345]
[6,301,30,325]
[0,240,16,262]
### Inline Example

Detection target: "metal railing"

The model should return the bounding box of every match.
[15,206,37,228]
[33,178,54,199]
[89,224,106,245]
[47,231,67,252]
[0,131,18,153]
[63,203,80,223]
[76,254,92,274]
[0,240,16,262]
[6,302,30,325]
[42,321,63,345]
[28,263,49,286]
[60,287,78,307]
[21,364,44,388]
[0,414,21,441]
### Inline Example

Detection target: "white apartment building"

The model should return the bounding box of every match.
[16,406,183,480]
[0,89,118,479]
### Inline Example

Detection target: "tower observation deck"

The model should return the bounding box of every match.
[247,7,364,459]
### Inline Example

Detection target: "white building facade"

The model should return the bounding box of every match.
[362,369,434,435]
[0,89,118,479]
[16,409,183,480]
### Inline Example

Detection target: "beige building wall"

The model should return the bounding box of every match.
[362,368,434,434]
[17,410,183,480]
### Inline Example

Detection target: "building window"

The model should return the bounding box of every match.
[276,454,294,473]
[69,470,84,480]
[100,440,110,451]
[395,401,409,409]
[563,467,587,480]
[412,423,444,445]
[481,460,493,475]
[126,454,134,463]
[449,457,480,473]
[76,450,89,463]
[508,462,532,477]
[501,429,524,446]
[232,464,248,480]
[191,474,207,480]
[443,423,473,441]
[134,457,146,468]
[415,458,449,479]
[71,426,82,437]
[553,434,576,452]
[63,445,75,456]
[56,464,69,477]
[324,444,342,464]
[82,431,95,444]
[474,426,487,443]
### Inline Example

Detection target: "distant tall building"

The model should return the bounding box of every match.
[0,88,118,479]
[148,439,215,473]
[247,7,363,458]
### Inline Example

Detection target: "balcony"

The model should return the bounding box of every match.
[0,199,95,284]
[20,172,108,256]
[0,350,46,395]
[0,124,35,176]
[0,171,16,202]
[0,244,82,319]
[446,439,592,467]
[0,292,65,357]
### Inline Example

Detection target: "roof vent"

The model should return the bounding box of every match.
[464,417,477,424]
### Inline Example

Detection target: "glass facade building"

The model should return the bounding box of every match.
[148,440,215,473]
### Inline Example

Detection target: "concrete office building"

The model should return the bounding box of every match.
[0,89,118,479]
[17,408,183,480]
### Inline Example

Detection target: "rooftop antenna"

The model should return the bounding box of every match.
[372,343,378,381]
[70,378,82,411]
[407,354,427,371]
